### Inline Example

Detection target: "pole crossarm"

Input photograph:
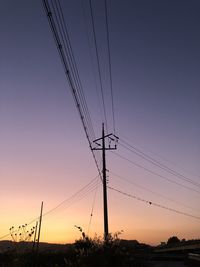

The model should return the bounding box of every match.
[93,133,119,143]
[92,148,117,151]
[92,133,119,151]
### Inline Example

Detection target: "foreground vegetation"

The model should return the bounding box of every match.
[2,232,199,266]
[0,232,151,267]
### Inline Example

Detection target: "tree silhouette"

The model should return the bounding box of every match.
[167,236,180,246]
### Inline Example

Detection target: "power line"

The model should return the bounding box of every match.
[42,0,102,178]
[119,138,200,188]
[112,151,200,195]
[43,176,100,217]
[87,180,99,236]
[118,133,200,180]
[104,0,115,134]
[42,183,101,219]
[50,0,92,136]
[1,184,100,241]
[34,177,100,222]
[53,0,101,148]
[0,175,100,240]
[81,0,104,124]
[89,0,108,132]
[0,233,10,240]
[53,0,96,141]
[108,186,200,220]
[110,170,200,213]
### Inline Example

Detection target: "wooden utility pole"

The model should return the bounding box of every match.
[92,123,118,240]
[36,201,43,253]
[33,202,43,267]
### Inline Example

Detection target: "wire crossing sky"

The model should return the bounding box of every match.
[0,175,100,240]
[108,186,200,220]
[0,0,200,245]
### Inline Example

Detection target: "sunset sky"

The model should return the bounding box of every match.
[1,0,200,245]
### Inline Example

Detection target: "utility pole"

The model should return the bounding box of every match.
[92,123,118,241]
[33,202,43,267]
[36,201,43,253]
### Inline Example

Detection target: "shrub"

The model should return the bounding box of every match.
[64,227,146,267]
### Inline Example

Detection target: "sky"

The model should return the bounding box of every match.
[0,0,200,245]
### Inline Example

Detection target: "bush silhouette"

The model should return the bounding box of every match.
[63,227,147,267]
[167,236,180,246]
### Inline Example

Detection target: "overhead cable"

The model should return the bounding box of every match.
[108,186,200,220]
[43,175,100,216]
[52,0,96,141]
[110,170,200,212]
[42,0,102,178]
[112,151,200,195]
[104,0,116,134]
[119,138,200,188]
[0,175,100,240]
[87,179,99,236]
[81,0,104,123]
[89,0,108,132]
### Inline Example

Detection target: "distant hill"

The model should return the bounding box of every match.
[120,239,151,249]
[0,239,151,254]
[0,240,72,254]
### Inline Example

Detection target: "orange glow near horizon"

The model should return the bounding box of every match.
[1,173,200,246]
